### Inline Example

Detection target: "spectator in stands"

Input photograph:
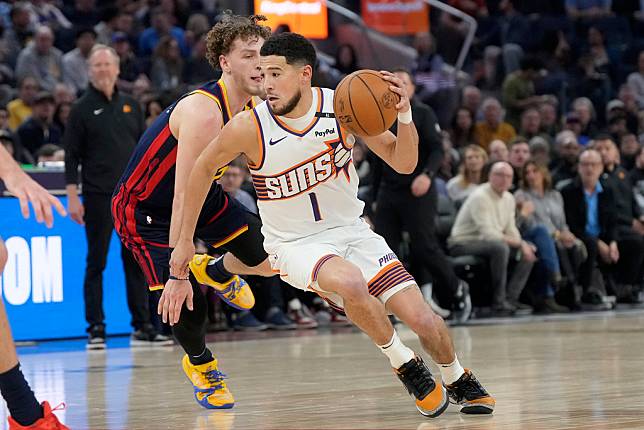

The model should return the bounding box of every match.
[627,51,644,109]
[449,107,476,149]
[183,33,214,85]
[529,136,551,167]
[447,144,487,205]
[35,143,64,164]
[630,146,644,220]
[184,13,209,49]
[564,111,591,146]
[144,97,162,128]
[607,113,629,142]
[16,91,60,157]
[561,149,620,305]
[516,161,587,308]
[594,136,644,300]
[3,2,35,68]
[53,83,75,105]
[412,31,457,125]
[138,7,188,58]
[573,97,599,141]
[576,28,615,115]
[63,28,96,94]
[501,56,554,129]
[619,133,640,171]
[334,44,359,77]
[489,139,509,162]
[15,25,63,92]
[27,0,71,31]
[539,100,560,138]
[53,101,72,135]
[552,131,581,186]
[449,161,535,316]
[616,85,640,133]
[7,76,37,130]
[520,108,552,145]
[63,0,99,29]
[566,0,612,19]
[508,136,531,190]
[93,6,119,45]
[461,85,481,118]
[474,97,516,151]
[150,35,184,92]
[111,31,146,94]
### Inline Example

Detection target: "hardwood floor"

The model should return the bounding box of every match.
[2,311,644,429]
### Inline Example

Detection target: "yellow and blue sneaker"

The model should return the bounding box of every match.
[182,355,235,409]
[190,254,255,310]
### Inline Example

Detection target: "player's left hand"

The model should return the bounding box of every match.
[411,173,431,197]
[158,279,193,325]
[380,70,411,113]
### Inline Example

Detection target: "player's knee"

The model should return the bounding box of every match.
[406,306,442,336]
[0,241,7,272]
[325,267,369,302]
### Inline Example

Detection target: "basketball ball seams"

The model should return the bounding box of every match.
[346,75,369,136]
[356,74,386,134]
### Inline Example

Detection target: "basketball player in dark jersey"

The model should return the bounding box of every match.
[111,14,273,409]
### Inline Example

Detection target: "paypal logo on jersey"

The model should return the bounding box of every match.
[314,128,336,138]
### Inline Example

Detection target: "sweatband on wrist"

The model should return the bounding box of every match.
[398,109,412,124]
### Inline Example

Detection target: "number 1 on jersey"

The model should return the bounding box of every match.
[308,192,322,222]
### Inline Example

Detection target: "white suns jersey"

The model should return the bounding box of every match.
[249,87,364,250]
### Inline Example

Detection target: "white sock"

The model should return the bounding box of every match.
[438,356,465,385]
[378,331,415,369]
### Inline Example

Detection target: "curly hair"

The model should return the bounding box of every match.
[205,12,271,70]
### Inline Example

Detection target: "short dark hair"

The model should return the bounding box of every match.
[519,55,543,72]
[205,12,271,70]
[509,136,529,148]
[260,32,317,68]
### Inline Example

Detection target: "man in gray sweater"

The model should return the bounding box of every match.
[448,162,535,316]
[15,26,64,92]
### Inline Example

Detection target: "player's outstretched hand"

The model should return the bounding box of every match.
[380,70,411,113]
[3,169,67,228]
[158,279,193,325]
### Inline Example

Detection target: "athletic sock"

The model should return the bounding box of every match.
[378,331,415,369]
[204,255,234,283]
[189,347,214,366]
[0,364,43,426]
[438,356,465,385]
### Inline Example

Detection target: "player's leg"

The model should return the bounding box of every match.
[0,240,68,429]
[191,209,271,310]
[315,256,448,418]
[384,279,495,414]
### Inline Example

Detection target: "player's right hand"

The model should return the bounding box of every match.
[68,194,85,225]
[158,279,193,325]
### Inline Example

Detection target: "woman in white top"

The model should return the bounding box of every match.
[446,144,487,205]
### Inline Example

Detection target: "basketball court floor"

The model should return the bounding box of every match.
[2,310,644,430]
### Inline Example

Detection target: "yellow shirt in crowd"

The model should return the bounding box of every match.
[473,121,516,151]
[7,99,32,130]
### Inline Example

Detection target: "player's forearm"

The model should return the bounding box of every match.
[391,121,419,174]
[176,155,215,245]
[168,192,185,247]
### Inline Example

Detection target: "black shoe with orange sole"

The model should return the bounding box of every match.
[395,356,449,418]
[444,369,495,414]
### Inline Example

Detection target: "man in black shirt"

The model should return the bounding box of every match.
[16,92,61,158]
[64,44,165,348]
[371,69,471,322]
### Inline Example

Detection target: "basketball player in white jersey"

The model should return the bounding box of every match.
[170,32,495,417]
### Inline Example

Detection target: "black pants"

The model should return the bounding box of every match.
[83,193,149,330]
[374,187,459,307]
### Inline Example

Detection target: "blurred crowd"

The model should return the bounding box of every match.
[1,0,643,328]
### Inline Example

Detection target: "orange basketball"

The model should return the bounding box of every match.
[333,69,400,137]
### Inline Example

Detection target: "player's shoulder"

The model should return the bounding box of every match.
[174,91,224,123]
